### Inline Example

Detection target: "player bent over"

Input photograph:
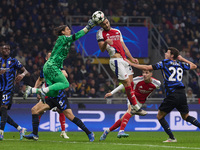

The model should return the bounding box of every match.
[23,89,94,141]
[99,70,161,140]
[126,47,200,142]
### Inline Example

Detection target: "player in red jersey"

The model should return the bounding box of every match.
[99,70,161,140]
[96,17,147,131]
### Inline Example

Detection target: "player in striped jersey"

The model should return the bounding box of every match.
[99,70,161,140]
[0,44,29,140]
[96,17,147,118]
[126,47,200,142]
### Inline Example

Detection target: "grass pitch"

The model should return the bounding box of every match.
[1,131,200,150]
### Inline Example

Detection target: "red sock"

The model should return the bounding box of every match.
[109,119,121,131]
[120,113,132,130]
[39,115,42,122]
[131,81,134,88]
[59,113,65,131]
[125,86,137,105]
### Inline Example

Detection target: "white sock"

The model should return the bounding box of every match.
[17,126,22,131]
[32,88,38,93]
[42,87,49,93]
[119,130,124,133]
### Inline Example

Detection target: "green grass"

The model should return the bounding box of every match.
[1,131,200,150]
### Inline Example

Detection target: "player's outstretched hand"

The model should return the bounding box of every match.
[132,58,139,64]
[86,19,96,31]
[104,92,112,99]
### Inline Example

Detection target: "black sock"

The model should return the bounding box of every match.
[0,107,8,130]
[186,116,200,128]
[72,117,91,135]
[7,115,18,129]
[159,118,175,139]
[32,114,39,135]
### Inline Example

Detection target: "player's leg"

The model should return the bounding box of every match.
[5,114,27,140]
[100,116,122,141]
[157,110,176,142]
[43,65,69,94]
[24,101,50,140]
[117,105,132,138]
[109,58,146,115]
[176,91,200,128]
[63,109,94,142]
[183,114,200,127]
[0,106,8,140]
[24,66,69,101]
[58,111,69,139]
[0,92,14,140]
[157,95,177,143]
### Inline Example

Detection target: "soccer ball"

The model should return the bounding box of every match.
[92,11,105,24]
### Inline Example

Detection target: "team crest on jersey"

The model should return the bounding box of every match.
[8,61,11,65]
[2,63,6,67]
[106,33,109,36]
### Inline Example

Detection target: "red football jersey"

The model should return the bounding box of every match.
[96,28,126,59]
[133,76,161,104]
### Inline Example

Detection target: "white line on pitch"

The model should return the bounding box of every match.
[5,139,200,150]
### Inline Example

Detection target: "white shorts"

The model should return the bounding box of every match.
[109,58,133,80]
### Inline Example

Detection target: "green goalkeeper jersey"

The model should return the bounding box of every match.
[46,29,85,69]
[43,29,86,82]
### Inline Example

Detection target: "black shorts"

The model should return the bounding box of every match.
[0,91,13,110]
[45,94,71,112]
[159,88,189,114]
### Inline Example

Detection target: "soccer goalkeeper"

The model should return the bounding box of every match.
[24,19,96,102]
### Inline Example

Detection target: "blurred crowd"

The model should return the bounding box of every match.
[0,0,200,99]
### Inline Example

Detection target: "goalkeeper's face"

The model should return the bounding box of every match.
[62,26,71,36]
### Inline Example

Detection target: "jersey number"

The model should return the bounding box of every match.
[168,67,183,81]
[2,94,8,101]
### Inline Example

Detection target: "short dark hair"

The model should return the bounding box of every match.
[168,47,179,59]
[54,25,68,36]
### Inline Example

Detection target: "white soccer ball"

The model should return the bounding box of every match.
[92,11,105,24]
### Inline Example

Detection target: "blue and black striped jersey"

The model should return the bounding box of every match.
[0,57,23,91]
[152,59,190,96]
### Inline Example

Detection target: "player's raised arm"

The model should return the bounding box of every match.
[177,55,197,70]
[70,19,96,42]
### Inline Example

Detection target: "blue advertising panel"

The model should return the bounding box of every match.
[4,104,200,132]
[72,26,148,58]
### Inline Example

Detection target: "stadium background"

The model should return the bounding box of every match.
[0,0,200,132]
